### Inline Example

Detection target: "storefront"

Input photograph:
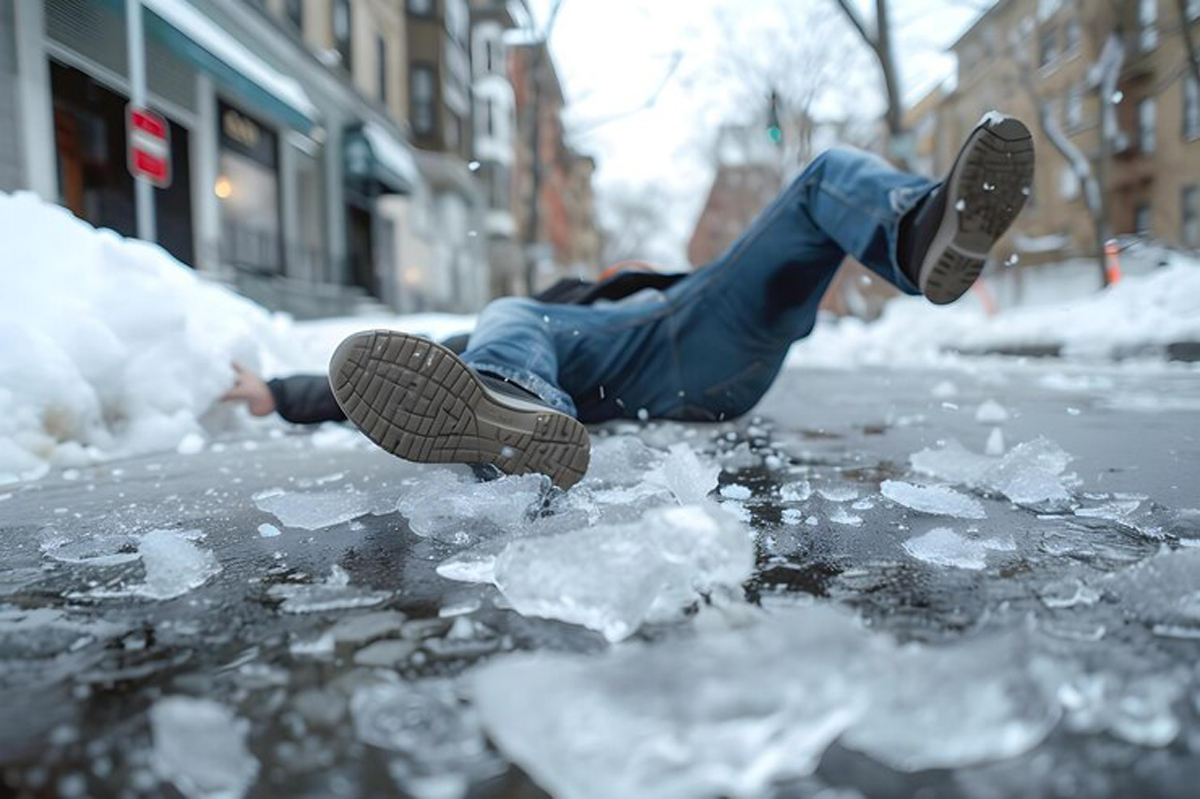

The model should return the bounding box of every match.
[215,99,282,274]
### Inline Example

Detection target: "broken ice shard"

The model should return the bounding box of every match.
[652,443,720,505]
[485,504,753,642]
[910,436,1074,508]
[469,603,1059,799]
[903,528,989,570]
[396,469,549,542]
[254,488,383,530]
[132,530,221,600]
[268,565,390,614]
[150,696,258,799]
[881,480,987,519]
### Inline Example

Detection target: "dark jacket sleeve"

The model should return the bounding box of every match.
[267,375,346,424]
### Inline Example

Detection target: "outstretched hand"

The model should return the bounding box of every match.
[221,362,277,417]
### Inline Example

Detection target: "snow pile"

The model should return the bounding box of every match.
[789,253,1200,367]
[910,436,1076,508]
[469,603,1061,799]
[150,696,258,799]
[448,504,753,642]
[0,193,291,482]
[880,480,987,519]
[0,191,473,482]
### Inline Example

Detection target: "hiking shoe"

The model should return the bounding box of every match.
[328,330,590,490]
[901,114,1035,305]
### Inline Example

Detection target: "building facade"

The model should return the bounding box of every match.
[938,0,1200,266]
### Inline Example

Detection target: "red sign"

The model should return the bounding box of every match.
[127,106,171,188]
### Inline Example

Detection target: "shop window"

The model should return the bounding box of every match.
[1184,186,1200,248]
[1138,98,1156,155]
[411,65,436,136]
[215,100,282,274]
[49,61,193,265]
[333,0,352,69]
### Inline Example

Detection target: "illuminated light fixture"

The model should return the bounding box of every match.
[214,176,233,199]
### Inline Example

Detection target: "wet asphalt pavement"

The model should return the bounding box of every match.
[1,359,1198,798]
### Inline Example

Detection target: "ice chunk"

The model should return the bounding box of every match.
[255,488,383,531]
[257,523,280,538]
[985,427,1006,456]
[126,530,220,600]
[1059,672,1184,747]
[779,479,812,502]
[1099,549,1200,637]
[268,565,390,613]
[903,528,988,570]
[829,507,863,526]
[931,380,958,398]
[583,435,659,486]
[175,432,205,455]
[1037,577,1100,609]
[41,531,141,566]
[469,604,1059,799]
[483,505,754,641]
[719,483,752,500]
[910,437,1074,507]
[650,443,720,505]
[817,485,859,502]
[880,480,987,519]
[150,696,258,799]
[396,469,549,543]
[781,508,804,525]
[975,399,1009,423]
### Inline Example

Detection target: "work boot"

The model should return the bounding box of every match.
[328,330,590,490]
[899,114,1035,305]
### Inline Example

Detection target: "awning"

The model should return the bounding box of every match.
[344,123,419,194]
[140,0,317,133]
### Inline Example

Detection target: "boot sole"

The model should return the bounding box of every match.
[919,116,1035,305]
[328,330,590,490]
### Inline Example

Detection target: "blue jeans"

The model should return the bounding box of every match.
[462,147,934,424]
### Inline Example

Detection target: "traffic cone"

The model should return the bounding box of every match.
[1104,240,1122,284]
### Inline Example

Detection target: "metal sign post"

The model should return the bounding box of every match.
[126,0,156,243]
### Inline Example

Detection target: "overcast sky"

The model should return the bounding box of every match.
[522,0,986,265]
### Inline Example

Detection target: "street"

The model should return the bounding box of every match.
[2,359,1198,798]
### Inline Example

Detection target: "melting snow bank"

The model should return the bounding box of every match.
[469,604,1061,799]
[150,696,258,799]
[788,253,1200,368]
[0,191,474,483]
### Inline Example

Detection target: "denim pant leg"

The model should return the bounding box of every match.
[659,147,935,419]
[460,296,580,417]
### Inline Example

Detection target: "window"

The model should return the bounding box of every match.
[1039,26,1058,68]
[1183,186,1200,247]
[283,0,303,29]
[407,0,433,15]
[1186,75,1200,140]
[1066,86,1083,130]
[1059,165,1079,200]
[1064,18,1080,55]
[376,36,387,105]
[1139,97,1156,155]
[332,0,351,69]
[411,65,435,136]
[1134,203,1152,235]
[1139,0,1158,51]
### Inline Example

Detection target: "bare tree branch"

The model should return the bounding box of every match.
[832,0,878,53]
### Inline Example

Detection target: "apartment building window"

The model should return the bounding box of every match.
[376,36,387,105]
[1135,203,1152,235]
[333,0,351,69]
[1139,98,1157,155]
[1139,0,1158,51]
[1039,26,1058,68]
[1064,18,1080,55]
[1186,75,1200,140]
[411,65,435,136]
[1183,186,1200,247]
[1066,86,1083,130]
[284,0,302,29]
